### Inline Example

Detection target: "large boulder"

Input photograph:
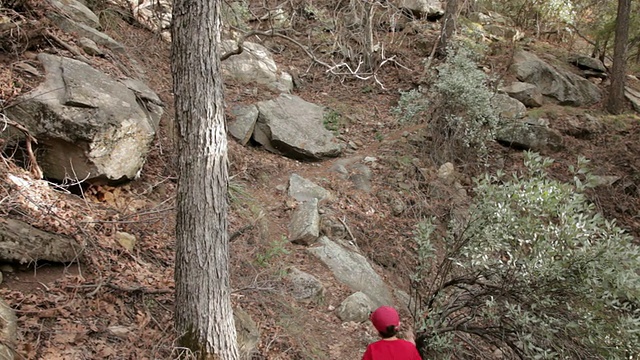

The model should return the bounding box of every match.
[398,0,444,19]
[46,0,100,28]
[221,40,293,93]
[5,54,163,183]
[569,54,606,73]
[510,50,601,106]
[254,94,343,160]
[308,236,394,307]
[47,13,124,52]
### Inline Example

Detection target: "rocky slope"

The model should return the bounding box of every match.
[1,0,639,359]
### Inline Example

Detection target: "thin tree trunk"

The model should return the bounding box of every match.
[363,0,375,72]
[606,0,631,114]
[436,0,459,58]
[171,0,239,358]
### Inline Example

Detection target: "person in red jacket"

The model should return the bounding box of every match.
[362,306,422,360]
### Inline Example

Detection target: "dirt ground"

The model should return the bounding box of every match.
[1,1,640,359]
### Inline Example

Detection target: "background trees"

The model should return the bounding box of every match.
[171,0,239,358]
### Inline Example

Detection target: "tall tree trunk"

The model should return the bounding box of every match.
[436,0,459,58]
[362,0,375,72]
[171,0,239,359]
[606,0,631,115]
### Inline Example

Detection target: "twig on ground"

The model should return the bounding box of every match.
[1,115,42,179]
[222,26,411,89]
[229,224,253,242]
[338,216,359,250]
[45,30,91,64]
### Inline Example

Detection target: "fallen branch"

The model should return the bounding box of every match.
[229,224,254,242]
[66,281,172,295]
[338,216,359,250]
[45,30,91,64]
[222,26,412,89]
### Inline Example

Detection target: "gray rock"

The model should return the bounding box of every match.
[319,215,347,239]
[483,24,523,41]
[501,82,543,107]
[330,156,374,191]
[120,78,164,109]
[398,0,444,19]
[496,121,563,152]
[47,13,124,52]
[228,105,258,145]
[570,55,606,73]
[394,289,413,313]
[128,0,172,42]
[78,37,103,56]
[348,163,372,193]
[221,40,293,93]
[286,267,325,303]
[234,307,260,360]
[255,94,342,160]
[5,54,162,182]
[510,50,601,106]
[46,0,100,28]
[591,175,620,187]
[491,93,527,120]
[308,236,394,307]
[336,292,376,322]
[564,114,603,139]
[288,198,320,245]
[288,173,332,202]
[437,162,457,185]
[625,86,640,113]
[0,218,85,263]
[0,299,17,360]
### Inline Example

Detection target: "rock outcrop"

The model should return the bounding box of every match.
[6,54,163,183]
[511,50,601,106]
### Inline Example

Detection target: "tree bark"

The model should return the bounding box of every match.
[606,0,631,115]
[171,0,239,358]
[436,0,459,58]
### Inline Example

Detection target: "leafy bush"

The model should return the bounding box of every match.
[428,42,499,164]
[390,89,429,124]
[412,152,640,359]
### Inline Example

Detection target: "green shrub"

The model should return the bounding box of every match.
[413,152,640,359]
[428,42,499,164]
[322,110,342,134]
[390,89,429,124]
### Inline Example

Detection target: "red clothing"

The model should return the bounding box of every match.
[362,339,422,360]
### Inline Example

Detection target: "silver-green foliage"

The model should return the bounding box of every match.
[414,152,640,359]
[431,43,499,158]
[391,89,429,124]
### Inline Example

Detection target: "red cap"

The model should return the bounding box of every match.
[370,306,400,333]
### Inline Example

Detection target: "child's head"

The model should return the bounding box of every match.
[369,306,400,338]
